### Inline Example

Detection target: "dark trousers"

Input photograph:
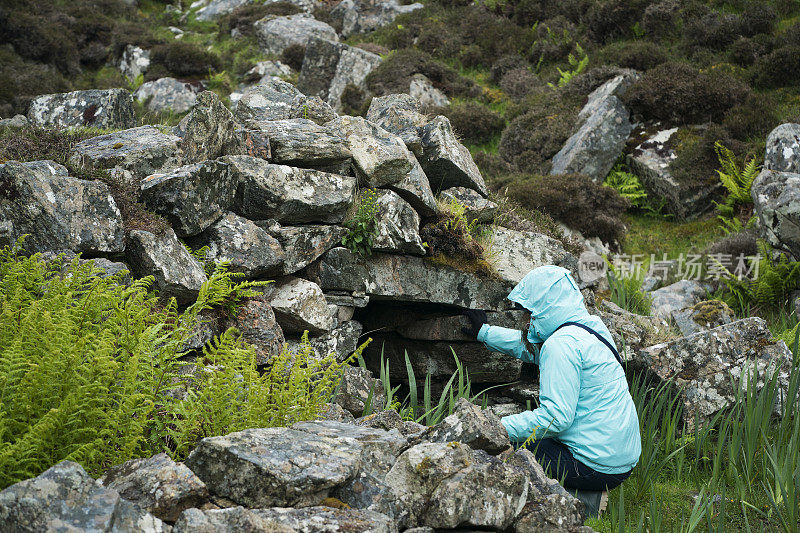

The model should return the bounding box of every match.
[522,438,632,491]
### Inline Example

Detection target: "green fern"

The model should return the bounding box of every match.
[549,43,588,89]
[713,141,761,222]
[604,163,671,218]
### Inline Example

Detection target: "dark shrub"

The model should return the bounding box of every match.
[683,12,742,52]
[0,47,71,117]
[500,68,542,99]
[148,42,221,80]
[366,48,477,98]
[739,3,778,37]
[416,22,463,59]
[642,0,680,39]
[729,37,763,67]
[420,213,492,277]
[491,54,529,84]
[596,41,668,71]
[459,44,484,68]
[776,0,800,17]
[356,42,389,56]
[706,230,758,259]
[218,3,302,38]
[723,94,780,141]
[280,44,306,72]
[562,65,632,100]
[669,124,745,190]
[623,62,750,125]
[0,11,80,75]
[340,84,369,117]
[501,173,629,243]
[586,0,648,44]
[529,16,578,63]
[439,103,505,146]
[509,0,589,26]
[752,46,800,88]
[474,150,514,181]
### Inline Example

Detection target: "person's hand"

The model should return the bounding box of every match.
[461,309,488,338]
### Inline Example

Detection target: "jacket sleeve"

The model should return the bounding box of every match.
[499,339,581,442]
[477,324,536,364]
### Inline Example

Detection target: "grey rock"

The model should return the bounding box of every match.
[173,506,295,532]
[120,44,150,81]
[372,190,426,255]
[248,118,352,172]
[255,14,337,56]
[190,213,284,278]
[265,222,348,275]
[127,227,208,304]
[596,300,672,358]
[195,0,252,21]
[550,92,633,183]
[289,95,338,125]
[408,74,450,108]
[632,317,796,425]
[226,156,356,223]
[672,299,734,337]
[0,114,29,128]
[329,0,423,37]
[0,160,124,255]
[356,409,425,437]
[185,427,363,507]
[751,168,800,259]
[27,88,135,130]
[306,247,512,309]
[283,320,364,362]
[490,227,578,285]
[317,402,357,423]
[140,159,236,237]
[366,94,427,156]
[100,453,209,522]
[174,91,246,164]
[266,276,336,334]
[228,295,285,365]
[235,78,336,125]
[577,72,639,122]
[297,37,382,112]
[649,279,708,320]
[765,123,800,173]
[253,506,397,533]
[386,157,438,218]
[0,461,167,532]
[69,125,182,180]
[439,187,497,223]
[244,61,294,83]
[418,116,488,196]
[422,398,510,455]
[326,116,412,187]
[135,77,199,114]
[334,365,387,415]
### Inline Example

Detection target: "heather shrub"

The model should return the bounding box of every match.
[682,12,742,52]
[642,0,680,39]
[585,0,648,44]
[562,65,633,100]
[751,45,800,89]
[0,47,71,117]
[218,3,302,38]
[439,102,505,146]
[281,44,306,71]
[596,41,668,71]
[705,230,759,258]
[728,37,764,67]
[147,42,221,80]
[500,68,542,99]
[669,124,746,192]
[739,3,778,37]
[366,48,477,98]
[474,150,515,181]
[529,16,579,64]
[722,94,780,141]
[491,54,530,84]
[623,62,750,124]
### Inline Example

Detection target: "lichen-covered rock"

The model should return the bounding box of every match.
[255,13,338,56]
[751,168,800,259]
[27,88,135,130]
[185,427,363,507]
[264,222,348,275]
[632,317,795,424]
[0,461,168,533]
[372,190,426,255]
[120,44,150,81]
[226,155,356,223]
[418,116,488,196]
[329,0,423,37]
[195,0,252,21]
[99,453,209,522]
[357,409,427,437]
[408,74,449,108]
[306,247,512,310]
[127,227,208,304]
[490,227,578,285]
[266,276,336,334]
[134,77,199,114]
[253,506,398,533]
[366,93,428,156]
[577,72,639,122]
[173,91,246,163]
[334,365,387,415]
[140,159,235,237]
[0,160,124,255]
[227,295,285,365]
[551,86,633,183]
[439,187,498,223]
[318,402,357,423]
[235,77,302,124]
[388,158,438,218]
[297,37,382,112]
[422,398,510,455]
[243,60,293,83]
[648,279,708,320]
[765,123,800,173]
[173,506,296,532]
[69,126,182,180]
[0,114,29,128]
[596,299,671,358]
[672,299,734,337]
[247,118,352,172]
[283,320,364,362]
[190,213,284,278]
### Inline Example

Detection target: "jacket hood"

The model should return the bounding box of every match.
[508,265,589,343]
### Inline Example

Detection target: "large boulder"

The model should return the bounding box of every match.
[490,227,578,285]
[672,299,734,337]
[99,453,209,522]
[297,37,382,112]
[388,158,438,218]
[266,276,336,334]
[329,0,423,37]
[235,77,337,125]
[0,461,167,532]
[306,247,512,309]
[596,299,672,358]
[126,228,208,304]
[173,506,295,532]
[550,83,633,183]
[195,0,252,21]
[226,155,356,223]
[751,168,800,259]
[422,398,511,455]
[134,77,199,114]
[765,123,800,173]
[408,74,450,108]
[227,295,286,365]
[263,222,348,275]
[631,317,795,425]
[372,190,426,255]
[282,319,364,362]
[255,14,338,56]
[27,88,135,130]
[648,279,708,320]
[69,126,182,180]
[366,94,428,156]
[247,118,352,172]
[0,160,124,255]
[140,159,236,237]
[418,116,488,196]
[173,91,246,164]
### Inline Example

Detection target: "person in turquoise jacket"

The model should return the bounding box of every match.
[462,265,641,491]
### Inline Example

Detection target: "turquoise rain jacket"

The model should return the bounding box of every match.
[477,265,641,474]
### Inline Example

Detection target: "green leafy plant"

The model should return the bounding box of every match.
[604,163,671,218]
[127,73,144,92]
[548,43,588,89]
[342,189,380,256]
[605,260,653,316]
[713,141,760,228]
